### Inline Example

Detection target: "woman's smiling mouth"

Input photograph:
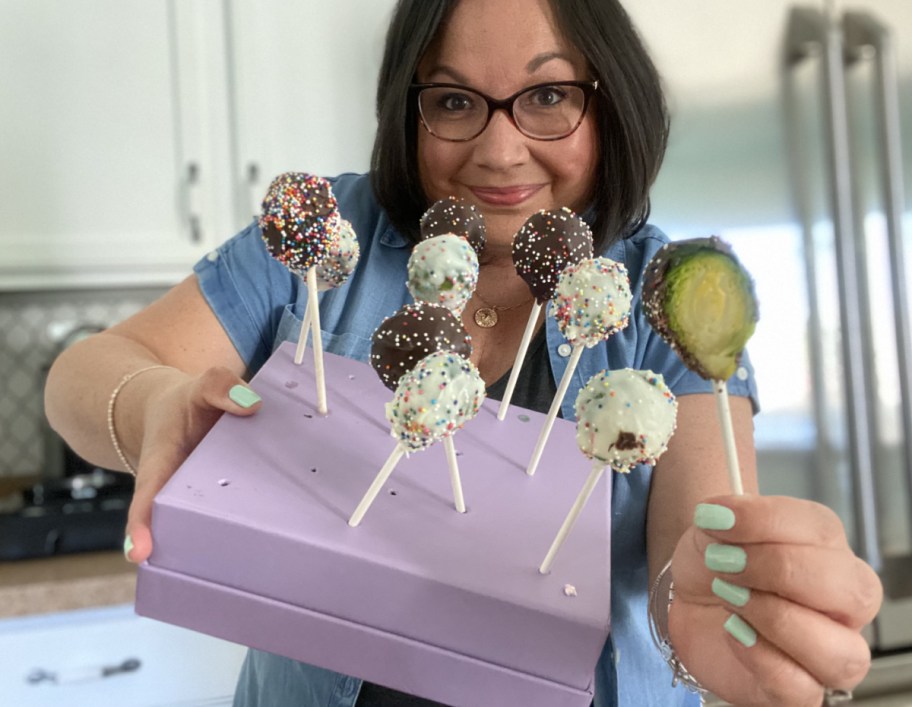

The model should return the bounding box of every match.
[469,185,543,207]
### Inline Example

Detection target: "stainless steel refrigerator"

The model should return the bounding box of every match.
[626,0,912,697]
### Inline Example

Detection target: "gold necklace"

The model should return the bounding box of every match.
[472,293,534,328]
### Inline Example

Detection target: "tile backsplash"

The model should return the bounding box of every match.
[0,288,164,477]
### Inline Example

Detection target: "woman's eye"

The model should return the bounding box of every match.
[439,93,475,112]
[527,86,567,107]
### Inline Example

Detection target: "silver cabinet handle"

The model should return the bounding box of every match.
[844,12,912,520]
[785,5,881,571]
[247,162,261,222]
[184,162,203,244]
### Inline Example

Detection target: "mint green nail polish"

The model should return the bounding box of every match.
[694,503,736,530]
[123,534,134,561]
[712,578,751,607]
[705,543,747,573]
[229,385,261,408]
[724,613,757,647]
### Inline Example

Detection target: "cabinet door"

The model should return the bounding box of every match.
[0,0,232,289]
[0,604,246,706]
[227,1,398,228]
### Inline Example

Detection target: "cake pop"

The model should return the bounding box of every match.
[526,256,633,476]
[498,208,594,420]
[643,236,758,495]
[539,369,678,573]
[370,302,473,391]
[259,172,340,413]
[420,196,486,256]
[407,234,479,315]
[349,350,486,527]
[295,216,361,365]
[259,172,338,274]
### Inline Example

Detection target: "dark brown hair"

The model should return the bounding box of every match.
[370,0,669,252]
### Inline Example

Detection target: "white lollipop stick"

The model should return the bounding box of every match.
[348,443,406,527]
[539,460,605,574]
[294,297,313,365]
[497,301,543,421]
[444,435,466,513]
[306,267,327,415]
[526,344,583,476]
[713,379,744,495]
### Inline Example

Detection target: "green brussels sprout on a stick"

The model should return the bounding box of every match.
[643,237,758,494]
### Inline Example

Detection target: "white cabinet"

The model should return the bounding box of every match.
[0,0,233,290]
[0,0,397,290]
[0,604,247,707]
[226,0,397,227]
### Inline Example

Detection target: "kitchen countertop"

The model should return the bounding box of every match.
[0,550,136,618]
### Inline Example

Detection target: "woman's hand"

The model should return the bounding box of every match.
[667,494,882,707]
[124,366,262,563]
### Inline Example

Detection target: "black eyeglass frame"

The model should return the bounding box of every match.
[409,80,599,142]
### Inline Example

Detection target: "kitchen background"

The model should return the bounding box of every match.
[2,0,911,705]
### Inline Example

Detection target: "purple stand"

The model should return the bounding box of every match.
[136,343,611,707]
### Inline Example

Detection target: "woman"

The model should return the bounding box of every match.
[45,0,881,705]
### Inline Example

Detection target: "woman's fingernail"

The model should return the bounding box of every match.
[712,577,751,607]
[724,613,757,647]
[124,534,134,561]
[694,503,736,530]
[705,543,747,573]
[229,385,261,408]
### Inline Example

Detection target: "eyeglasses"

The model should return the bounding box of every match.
[411,80,599,142]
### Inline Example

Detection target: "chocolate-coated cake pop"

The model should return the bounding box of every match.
[420,197,486,256]
[512,208,594,303]
[370,302,473,391]
[259,172,338,274]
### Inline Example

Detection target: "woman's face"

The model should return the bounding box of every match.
[416,0,599,257]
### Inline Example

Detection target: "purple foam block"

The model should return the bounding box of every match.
[136,342,611,707]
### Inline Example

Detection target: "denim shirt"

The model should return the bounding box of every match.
[195,173,757,707]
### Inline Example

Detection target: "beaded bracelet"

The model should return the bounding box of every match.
[647,559,708,700]
[106,365,170,476]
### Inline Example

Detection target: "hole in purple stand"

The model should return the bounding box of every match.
[303,413,313,419]
[310,467,318,474]
[455,451,464,457]
[218,479,230,487]
[284,381,299,389]
[518,414,530,422]
[388,490,397,496]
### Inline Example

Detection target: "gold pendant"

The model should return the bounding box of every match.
[474,307,498,328]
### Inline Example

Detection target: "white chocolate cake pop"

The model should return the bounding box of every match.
[553,257,632,347]
[407,234,479,314]
[315,217,360,291]
[385,350,486,452]
[574,368,678,472]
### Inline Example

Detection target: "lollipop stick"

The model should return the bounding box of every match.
[713,379,744,495]
[444,435,466,513]
[497,301,543,421]
[539,460,605,574]
[526,344,583,476]
[306,267,327,415]
[348,443,406,527]
[293,297,314,365]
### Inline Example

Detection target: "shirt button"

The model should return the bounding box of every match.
[206,250,219,262]
[736,366,749,381]
[558,343,572,357]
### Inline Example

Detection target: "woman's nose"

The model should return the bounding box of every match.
[472,108,529,169]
